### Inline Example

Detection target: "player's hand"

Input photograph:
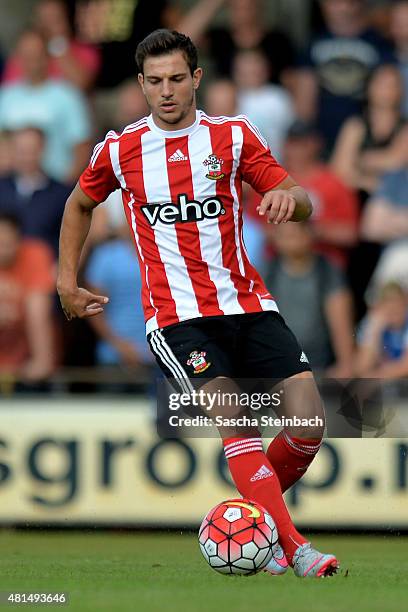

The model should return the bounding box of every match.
[257,189,297,224]
[58,286,109,320]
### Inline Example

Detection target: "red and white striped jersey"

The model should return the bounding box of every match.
[80,111,288,334]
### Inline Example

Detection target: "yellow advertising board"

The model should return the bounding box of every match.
[0,398,407,527]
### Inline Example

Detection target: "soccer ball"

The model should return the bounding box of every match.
[198,498,278,575]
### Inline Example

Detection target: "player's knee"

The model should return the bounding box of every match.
[287,370,314,381]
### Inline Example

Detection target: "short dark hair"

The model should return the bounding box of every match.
[135,29,198,76]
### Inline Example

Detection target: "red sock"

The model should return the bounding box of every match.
[224,436,307,564]
[266,430,322,493]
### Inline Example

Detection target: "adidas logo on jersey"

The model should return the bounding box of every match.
[300,352,309,363]
[168,149,188,162]
[250,464,273,482]
[141,195,226,226]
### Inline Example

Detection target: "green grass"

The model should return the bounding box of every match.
[0,532,406,612]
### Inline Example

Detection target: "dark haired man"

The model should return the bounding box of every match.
[0,127,69,258]
[58,29,339,578]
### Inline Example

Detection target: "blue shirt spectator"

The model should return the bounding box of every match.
[356,282,408,379]
[0,30,91,183]
[382,321,408,360]
[361,168,408,247]
[0,127,69,257]
[374,167,408,207]
[0,175,68,258]
[0,80,91,182]
[85,238,152,366]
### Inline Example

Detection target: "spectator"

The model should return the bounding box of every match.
[366,240,408,301]
[283,120,359,267]
[113,80,149,131]
[0,213,55,384]
[3,0,100,91]
[296,0,394,153]
[264,221,354,375]
[0,132,12,178]
[204,79,237,117]
[361,166,408,245]
[367,0,393,37]
[331,64,408,199]
[178,0,295,85]
[0,30,91,184]
[350,165,408,319]
[93,78,149,147]
[233,49,295,160]
[85,223,153,370]
[355,281,408,378]
[77,0,179,88]
[0,127,69,258]
[389,0,408,117]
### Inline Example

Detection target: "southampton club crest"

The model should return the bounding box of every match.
[203,153,225,180]
[186,350,211,374]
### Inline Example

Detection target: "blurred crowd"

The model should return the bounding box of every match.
[1,0,408,393]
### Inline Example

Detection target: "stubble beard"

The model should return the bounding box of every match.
[155,90,195,126]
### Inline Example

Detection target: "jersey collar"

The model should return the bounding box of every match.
[146,110,202,138]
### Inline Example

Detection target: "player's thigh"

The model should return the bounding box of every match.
[147,319,234,394]
[275,371,325,438]
[238,312,324,436]
[239,311,311,382]
[200,375,260,440]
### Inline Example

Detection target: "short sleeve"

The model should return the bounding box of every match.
[79,135,120,203]
[239,118,288,194]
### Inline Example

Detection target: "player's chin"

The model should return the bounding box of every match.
[157,108,184,124]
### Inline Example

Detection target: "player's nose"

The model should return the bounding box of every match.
[161,79,174,98]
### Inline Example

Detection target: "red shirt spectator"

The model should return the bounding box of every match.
[0,214,55,379]
[300,165,359,267]
[3,41,100,88]
[246,121,359,268]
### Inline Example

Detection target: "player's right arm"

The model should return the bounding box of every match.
[57,133,120,320]
[57,183,109,320]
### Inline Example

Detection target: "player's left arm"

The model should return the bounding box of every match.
[239,119,312,224]
[257,175,313,224]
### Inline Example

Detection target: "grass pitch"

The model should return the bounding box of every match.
[0,531,406,612]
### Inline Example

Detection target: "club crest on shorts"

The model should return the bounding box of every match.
[203,153,224,180]
[186,350,211,374]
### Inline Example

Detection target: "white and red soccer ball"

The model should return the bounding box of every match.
[198,498,278,575]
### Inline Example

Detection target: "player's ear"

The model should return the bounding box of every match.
[138,73,145,93]
[192,67,202,90]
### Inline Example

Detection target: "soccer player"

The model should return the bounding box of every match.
[57,29,339,578]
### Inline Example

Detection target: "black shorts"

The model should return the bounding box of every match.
[147,311,311,392]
